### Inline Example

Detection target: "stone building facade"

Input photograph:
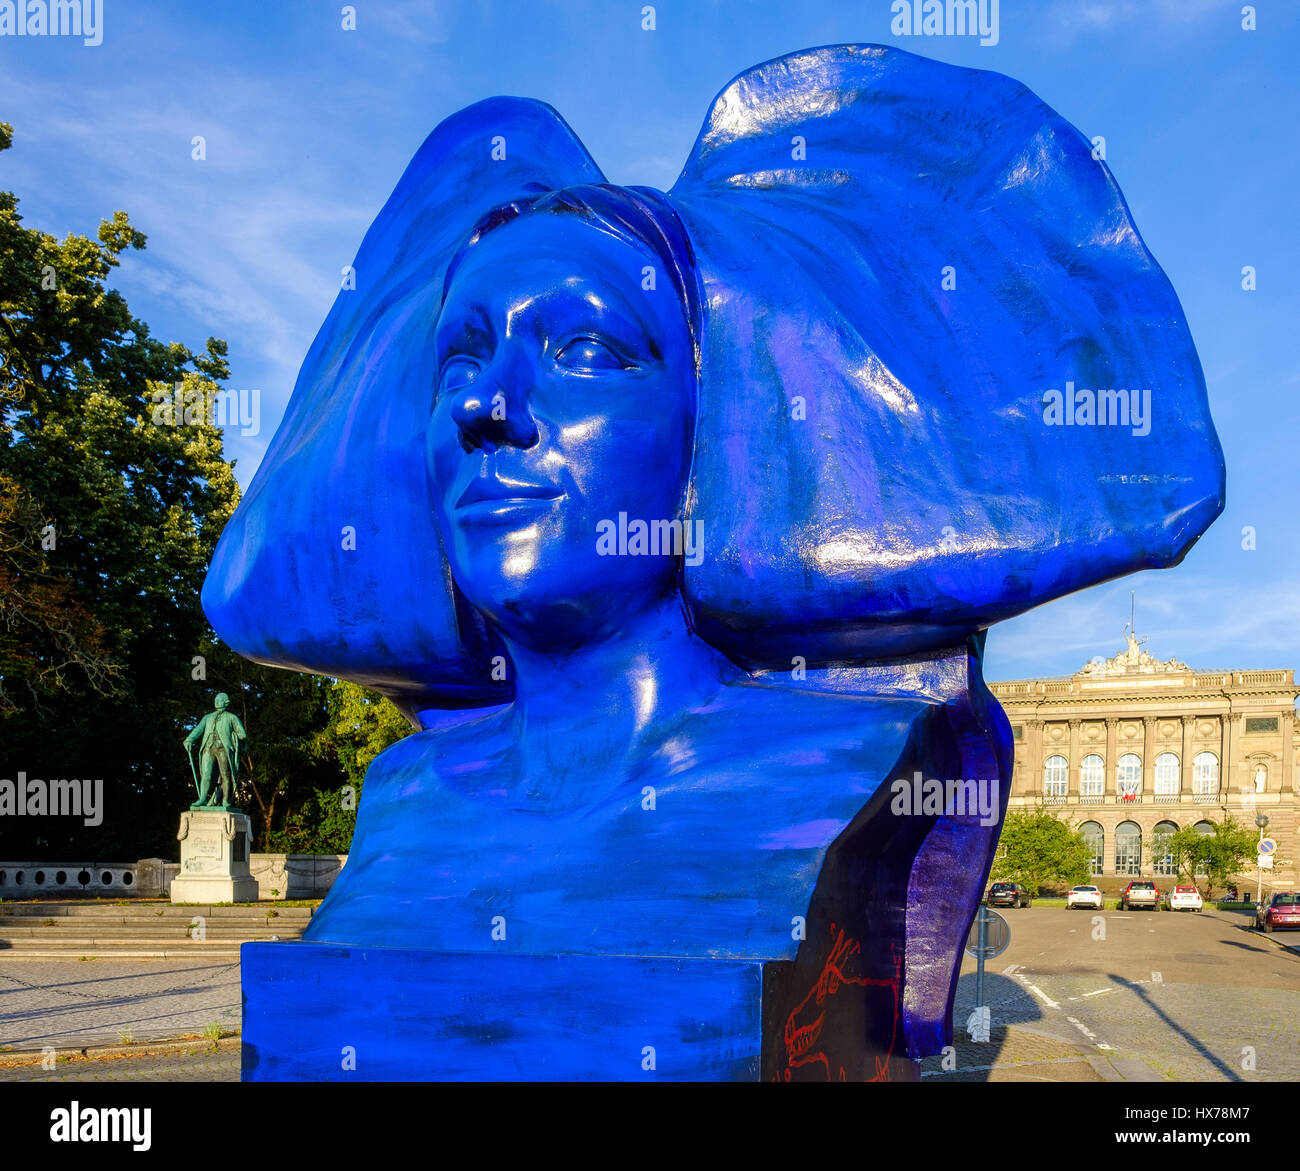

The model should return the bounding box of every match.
[990,632,1300,891]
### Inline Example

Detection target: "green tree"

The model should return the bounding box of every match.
[990,806,1093,894]
[314,680,411,789]
[0,470,120,713]
[1165,817,1258,898]
[1,122,414,860]
[253,682,410,854]
[0,122,321,858]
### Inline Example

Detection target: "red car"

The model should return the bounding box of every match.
[1256,892,1300,932]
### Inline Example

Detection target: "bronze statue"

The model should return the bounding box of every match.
[182,692,245,810]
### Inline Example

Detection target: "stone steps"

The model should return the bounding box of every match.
[0,925,302,938]
[0,945,245,960]
[0,909,313,920]
[0,899,313,958]
[0,901,314,919]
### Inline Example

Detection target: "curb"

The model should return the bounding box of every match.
[1239,924,1300,956]
[0,1035,241,1068]
[0,950,244,960]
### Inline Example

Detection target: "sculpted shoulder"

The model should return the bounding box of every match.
[363,680,939,793]
[364,705,515,787]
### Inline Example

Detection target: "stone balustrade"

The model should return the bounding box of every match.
[0,853,347,901]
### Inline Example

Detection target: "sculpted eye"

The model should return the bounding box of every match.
[553,336,628,372]
[436,355,483,395]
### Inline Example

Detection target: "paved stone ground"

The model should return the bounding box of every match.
[919,1022,1104,1082]
[0,959,239,1052]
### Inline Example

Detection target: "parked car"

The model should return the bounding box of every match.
[1168,886,1203,912]
[1066,884,1103,910]
[987,882,1033,909]
[1120,880,1161,911]
[1255,892,1300,932]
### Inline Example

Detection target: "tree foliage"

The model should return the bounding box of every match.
[990,806,1093,894]
[314,679,411,791]
[1164,817,1258,898]
[0,123,410,858]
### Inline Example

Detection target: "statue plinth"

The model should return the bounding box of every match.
[170,809,258,904]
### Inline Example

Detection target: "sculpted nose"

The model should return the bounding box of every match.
[449,365,540,453]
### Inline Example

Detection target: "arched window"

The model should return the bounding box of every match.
[1080,754,1104,798]
[1117,753,1142,801]
[1154,753,1180,796]
[1152,820,1178,876]
[1193,820,1216,875]
[1043,755,1068,799]
[1192,752,1219,796]
[1079,821,1104,876]
[1115,821,1142,875]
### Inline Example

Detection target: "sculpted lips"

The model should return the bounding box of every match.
[454,475,563,525]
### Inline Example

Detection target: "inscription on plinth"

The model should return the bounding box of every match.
[170,810,259,904]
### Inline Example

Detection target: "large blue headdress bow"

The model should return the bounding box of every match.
[203,44,1223,705]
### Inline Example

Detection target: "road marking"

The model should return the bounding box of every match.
[1066,1015,1097,1040]
[1082,988,1113,998]
[1002,963,1022,975]
[1066,1015,1115,1052]
[1018,978,1060,1009]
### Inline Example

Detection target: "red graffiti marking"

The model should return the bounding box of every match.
[779,924,902,1082]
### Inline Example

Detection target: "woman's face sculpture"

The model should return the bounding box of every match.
[428,213,697,647]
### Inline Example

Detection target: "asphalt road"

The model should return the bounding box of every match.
[947,906,1300,1081]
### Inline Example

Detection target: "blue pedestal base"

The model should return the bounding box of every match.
[242,942,786,1081]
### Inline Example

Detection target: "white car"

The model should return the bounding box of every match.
[1169,886,1203,912]
[1066,884,1103,910]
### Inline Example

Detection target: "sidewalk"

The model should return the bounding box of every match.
[0,958,239,1052]
[920,1023,1127,1082]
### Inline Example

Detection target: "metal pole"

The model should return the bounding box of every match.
[975,904,987,1008]
[1257,823,1264,906]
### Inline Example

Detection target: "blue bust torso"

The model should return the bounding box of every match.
[305,679,938,958]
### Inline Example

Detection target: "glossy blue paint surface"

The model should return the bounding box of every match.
[241,944,766,1082]
[202,44,1223,1079]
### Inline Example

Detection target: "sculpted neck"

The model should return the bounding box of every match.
[499,592,741,743]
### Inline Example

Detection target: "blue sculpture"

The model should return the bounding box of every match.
[204,44,1224,1081]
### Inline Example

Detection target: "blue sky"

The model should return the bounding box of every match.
[1,0,1296,682]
